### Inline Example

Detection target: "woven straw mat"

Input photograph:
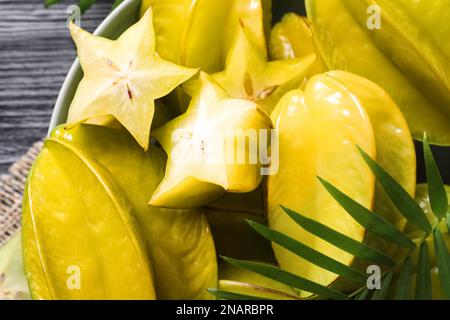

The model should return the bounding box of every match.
[0,141,43,246]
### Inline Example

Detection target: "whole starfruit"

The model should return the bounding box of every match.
[51,125,217,300]
[267,70,416,294]
[23,125,217,300]
[307,0,450,145]
[140,0,271,73]
[269,13,327,77]
[149,73,273,209]
[23,136,156,299]
[267,76,376,295]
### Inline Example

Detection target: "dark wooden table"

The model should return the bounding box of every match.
[0,0,111,173]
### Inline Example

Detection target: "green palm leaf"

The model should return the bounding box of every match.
[371,272,393,300]
[433,229,450,298]
[318,177,415,249]
[354,289,369,300]
[394,257,413,300]
[281,206,396,267]
[423,135,448,219]
[358,146,432,233]
[247,220,367,283]
[415,242,432,300]
[78,0,96,12]
[112,0,124,9]
[221,257,348,300]
[217,144,448,300]
[45,0,64,7]
[45,0,123,13]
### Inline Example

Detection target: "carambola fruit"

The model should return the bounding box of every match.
[23,136,156,299]
[210,25,317,113]
[267,75,377,294]
[268,71,416,294]
[23,125,217,299]
[66,9,197,150]
[49,125,218,300]
[307,0,450,145]
[150,72,272,208]
[140,0,271,73]
[269,13,327,77]
[326,71,416,234]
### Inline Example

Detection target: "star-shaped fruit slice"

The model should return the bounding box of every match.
[211,25,317,113]
[66,9,198,150]
[150,72,272,209]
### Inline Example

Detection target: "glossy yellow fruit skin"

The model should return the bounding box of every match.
[140,0,270,73]
[219,264,300,300]
[205,209,275,263]
[23,138,156,300]
[307,0,450,145]
[50,125,217,300]
[269,13,327,77]
[267,76,376,293]
[326,71,416,233]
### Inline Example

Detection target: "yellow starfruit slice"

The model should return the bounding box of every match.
[23,138,155,299]
[50,124,217,300]
[150,72,272,208]
[269,13,327,77]
[306,0,450,145]
[66,8,197,150]
[211,25,317,113]
[267,76,376,294]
